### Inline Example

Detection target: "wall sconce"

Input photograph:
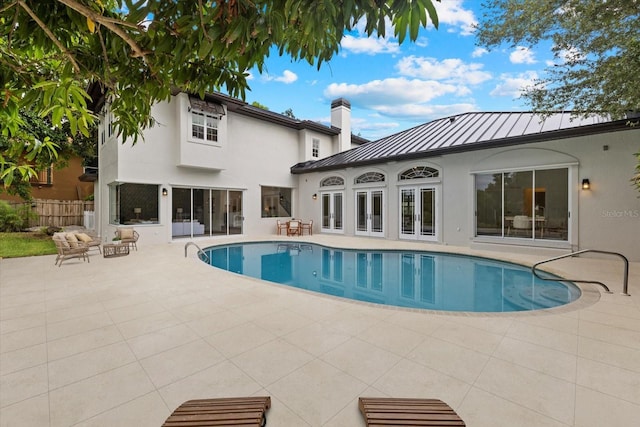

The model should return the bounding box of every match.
[162,188,168,196]
[581,179,591,190]
[312,193,317,200]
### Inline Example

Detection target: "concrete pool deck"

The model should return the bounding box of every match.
[1,235,639,426]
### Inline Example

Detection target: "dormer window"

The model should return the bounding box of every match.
[191,111,218,142]
[188,96,225,144]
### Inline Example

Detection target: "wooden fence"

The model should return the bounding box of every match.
[9,199,95,228]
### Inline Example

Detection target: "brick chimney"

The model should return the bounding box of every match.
[331,98,351,152]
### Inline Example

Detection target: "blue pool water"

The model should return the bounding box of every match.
[201,242,581,313]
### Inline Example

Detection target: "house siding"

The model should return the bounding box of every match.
[296,128,640,261]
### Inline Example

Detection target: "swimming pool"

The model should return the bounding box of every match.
[202,242,581,313]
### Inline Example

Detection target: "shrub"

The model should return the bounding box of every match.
[0,201,38,232]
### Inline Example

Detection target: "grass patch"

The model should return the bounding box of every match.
[0,232,57,258]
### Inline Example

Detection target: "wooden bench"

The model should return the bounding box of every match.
[162,396,271,426]
[359,397,465,426]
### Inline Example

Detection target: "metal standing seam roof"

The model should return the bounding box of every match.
[290,111,629,174]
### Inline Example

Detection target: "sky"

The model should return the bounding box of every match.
[236,0,556,141]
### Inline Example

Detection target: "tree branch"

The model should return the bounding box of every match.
[96,26,113,87]
[0,0,18,14]
[55,0,150,58]
[198,0,213,43]
[17,0,81,73]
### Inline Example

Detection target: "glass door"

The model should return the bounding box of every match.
[355,189,384,237]
[400,186,437,241]
[229,190,243,235]
[321,191,343,233]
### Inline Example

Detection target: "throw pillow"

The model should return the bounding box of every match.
[53,232,71,249]
[119,228,134,239]
[76,232,93,243]
[65,232,79,248]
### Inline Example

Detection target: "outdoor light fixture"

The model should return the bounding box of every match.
[312,193,317,200]
[582,179,591,190]
[162,188,168,196]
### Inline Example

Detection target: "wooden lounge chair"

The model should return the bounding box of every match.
[359,397,465,426]
[74,232,102,254]
[162,396,271,427]
[52,233,90,267]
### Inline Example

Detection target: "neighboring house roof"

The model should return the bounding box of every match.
[291,111,635,174]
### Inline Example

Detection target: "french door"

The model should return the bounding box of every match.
[321,191,343,233]
[400,186,437,241]
[355,189,384,237]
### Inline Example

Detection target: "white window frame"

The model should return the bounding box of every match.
[312,138,319,158]
[189,109,220,145]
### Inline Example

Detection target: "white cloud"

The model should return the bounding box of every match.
[556,47,585,64]
[340,0,477,57]
[324,78,460,106]
[340,34,400,55]
[436,0,477,36]
[374,103,477,120]
[509,46,537,64]
[396,56,492,85]
[264,70,298,84]
[323,76,480,132]
[471,47,488,58]
[490,71,539,98]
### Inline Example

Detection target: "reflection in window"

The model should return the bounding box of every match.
[191,110,218,142]
[475,168,568,240]
[261,186,292,218]
[109,183,159,225]
[320,176,344,187]
[399,166,439,180]
[355,172,385,184]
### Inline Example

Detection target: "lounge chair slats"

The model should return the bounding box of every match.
[162,397,271,427]
[359,397,465,426]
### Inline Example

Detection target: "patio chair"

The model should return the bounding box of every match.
[276,220,288,235]
[74,232,102,254]
[358,397,465,426]
[508,215,531,237]
[301,219,313,235]
[162,396,271,427]
[287,219,301,236]
[52,233,90,267]
[114,227,139,250]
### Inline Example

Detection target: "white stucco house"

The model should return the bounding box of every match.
[96,92,364,245]
[96,91,640,261]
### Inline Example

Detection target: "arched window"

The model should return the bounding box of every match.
[354,172,385,184]
[320,176,344,187]
[399,166,439,180]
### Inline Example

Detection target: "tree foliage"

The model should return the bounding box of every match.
[281,108,297,119]
[251,101,269,111]
[1,0,440,188]
[476,0,640,118]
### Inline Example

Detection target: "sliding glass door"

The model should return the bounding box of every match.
[475,168,568,240]
[172,188,243,238]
